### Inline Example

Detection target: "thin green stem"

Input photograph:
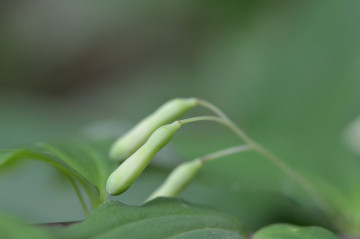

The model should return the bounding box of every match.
[199,144,251,163]
[196,99,256,144]
[196,99,228,119]
[179,116,227,126]
[145,144,250,203]
[63,174,90,216]
[181,101,334,216]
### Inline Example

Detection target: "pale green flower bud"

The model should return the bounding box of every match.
[146,159,203,202]
[110,98,197,161]
[107,121,181,195]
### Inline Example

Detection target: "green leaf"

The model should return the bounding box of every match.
[0,214,52,239]
[1,198,247,239]
[51,198,246,239]
[253,224,340,239]
[0,140,117,214]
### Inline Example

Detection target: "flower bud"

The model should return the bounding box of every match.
[107,121,181,195]
[146,159,202,202]
[110,98,197,161]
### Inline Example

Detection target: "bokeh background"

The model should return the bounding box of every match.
[1,0,360,233]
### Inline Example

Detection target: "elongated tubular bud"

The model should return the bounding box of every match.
[145,159,203,202]
[110,98,197,161]
[107,121,181,195]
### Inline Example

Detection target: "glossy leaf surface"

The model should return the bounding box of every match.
[253,224,340,239]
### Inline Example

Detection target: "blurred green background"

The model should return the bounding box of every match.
[1,0,360,233]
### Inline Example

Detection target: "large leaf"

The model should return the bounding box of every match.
[253,224,340,239]
[0,198,246,239]
[0,140,117,214]
[51,198,246,239]
[0,214,52,239]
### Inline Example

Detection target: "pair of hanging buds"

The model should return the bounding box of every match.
[106,98,201,196]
